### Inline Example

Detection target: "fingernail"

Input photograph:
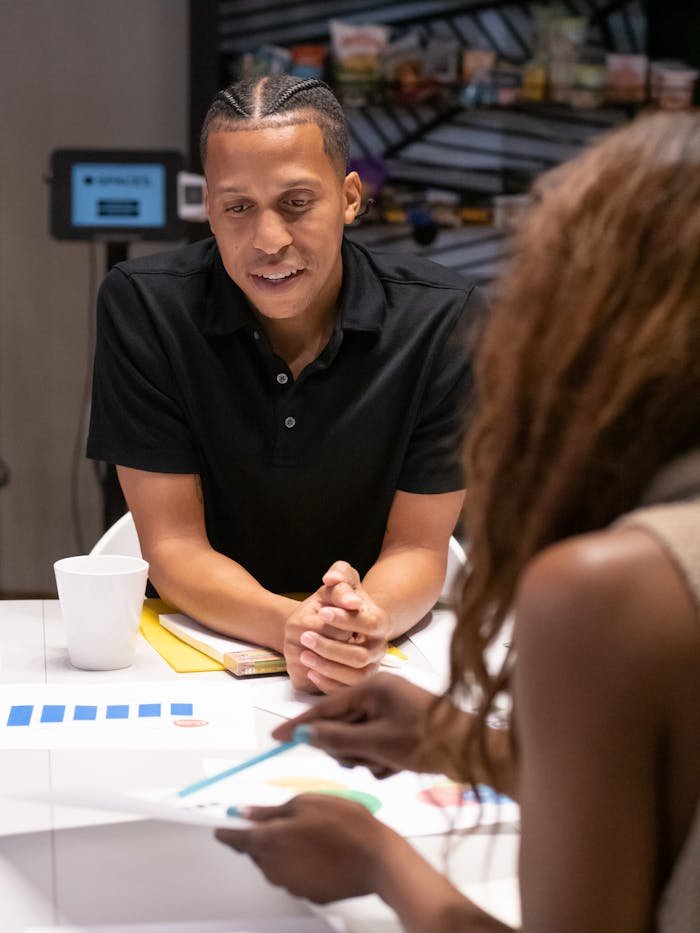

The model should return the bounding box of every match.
[226,805,250,818]
[293,724,316,745]
[300,630,317,649]
[319,607,334,622]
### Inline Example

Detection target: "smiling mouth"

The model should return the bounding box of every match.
[252,268,305,282]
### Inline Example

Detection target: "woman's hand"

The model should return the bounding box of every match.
[216,794,509,931]
[273,671,465,778]
[215,794,398,903]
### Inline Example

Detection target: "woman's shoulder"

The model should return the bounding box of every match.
[514,521,700,689]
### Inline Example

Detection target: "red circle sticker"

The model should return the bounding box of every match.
[173,719,209,728]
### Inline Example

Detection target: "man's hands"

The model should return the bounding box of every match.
[284,561,392,693]
[272,672,463,779]
[215,794,397,904]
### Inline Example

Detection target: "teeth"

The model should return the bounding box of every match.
[256,269,301,281]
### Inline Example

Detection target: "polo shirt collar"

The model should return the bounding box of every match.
[202,237,386,337]
[203,247,254,336]
[337,238,386,335]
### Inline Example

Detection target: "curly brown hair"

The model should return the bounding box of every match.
[436,111,700,787]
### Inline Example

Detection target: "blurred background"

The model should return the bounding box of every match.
[0,0,697,596]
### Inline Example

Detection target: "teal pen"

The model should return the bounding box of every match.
[177,738,302,798]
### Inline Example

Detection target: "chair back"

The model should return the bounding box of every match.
[90,512,142,558]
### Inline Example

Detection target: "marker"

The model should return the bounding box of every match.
[177,739,301,798]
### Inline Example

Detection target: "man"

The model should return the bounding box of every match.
[87,76,484,692]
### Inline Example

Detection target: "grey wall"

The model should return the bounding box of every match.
[0,0,188,594]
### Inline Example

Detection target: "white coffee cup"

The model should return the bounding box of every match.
[53,554,149,671]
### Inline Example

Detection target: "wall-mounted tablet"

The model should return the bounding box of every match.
[50,149,184,241]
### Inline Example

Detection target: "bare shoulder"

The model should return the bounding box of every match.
[514,525,700,698]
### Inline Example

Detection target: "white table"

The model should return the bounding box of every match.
[0,601,518,932]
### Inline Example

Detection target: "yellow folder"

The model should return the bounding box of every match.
[139,598,224,673]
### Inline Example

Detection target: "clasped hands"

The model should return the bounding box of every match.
[283,560,390,693]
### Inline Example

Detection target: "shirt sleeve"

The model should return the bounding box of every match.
[396,283,488,494]
[86,267,200,473]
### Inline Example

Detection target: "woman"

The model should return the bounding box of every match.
[216,111,700,932]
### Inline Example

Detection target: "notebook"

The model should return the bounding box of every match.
[159,612,287,677]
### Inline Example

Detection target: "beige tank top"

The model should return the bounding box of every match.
[616,489,700,932]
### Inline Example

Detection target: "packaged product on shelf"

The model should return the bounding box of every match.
[290,44,326,79]
[461,48,496,107]
[549,59,576,103]
[570,62,606,109]
[424,36,459,84]
[331,19,389,83]
[492,194,533,233]
[492,63,524,106]
[461,204,493,226]
[650,61,698,110]
[547,16,588,61]
[382,32,423,100]
[522,60,547,102]
[462,48,496,84]
[331,20,389,106]
[241,45,292,77]
[605,53,648,103]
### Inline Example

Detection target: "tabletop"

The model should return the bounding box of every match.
[0,600,519,933]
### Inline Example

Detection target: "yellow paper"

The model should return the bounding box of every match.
[139,598,224,673]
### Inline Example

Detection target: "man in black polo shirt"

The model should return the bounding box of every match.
[87,76,484,692]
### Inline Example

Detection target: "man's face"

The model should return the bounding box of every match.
[204,121,361,324]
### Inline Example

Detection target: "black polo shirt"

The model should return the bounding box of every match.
[87,237,485,593]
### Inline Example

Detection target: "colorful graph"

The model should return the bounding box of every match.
[6,701,195,726]
[417,779,513,808]
[264,775,382,814]
[0,682,256,750]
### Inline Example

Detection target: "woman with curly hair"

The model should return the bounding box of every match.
[217,111,700,933]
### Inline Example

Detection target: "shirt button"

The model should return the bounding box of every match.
[253,330,261,341]
[276,373,289,385]
[284,416,296,429]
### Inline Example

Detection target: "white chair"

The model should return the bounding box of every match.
[440,535,467,605]
[90,511,142,558]
[90,513,466,600]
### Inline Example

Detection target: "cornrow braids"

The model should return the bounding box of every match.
[264,78,327,115]
[200,75,349,175]
[214,89,249,119]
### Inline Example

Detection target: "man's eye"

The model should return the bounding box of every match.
[285,199,310,209]
[225,204,249,214]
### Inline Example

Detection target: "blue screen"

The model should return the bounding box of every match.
[71,162,165,228]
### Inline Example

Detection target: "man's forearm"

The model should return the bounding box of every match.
[146,537,299,652]
[361,544,446,639]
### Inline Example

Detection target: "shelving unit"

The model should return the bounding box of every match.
[191,0,648,283]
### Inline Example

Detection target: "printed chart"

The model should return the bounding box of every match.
[0,682,256,749]
[46,751,519,836]
[180,752,520,837]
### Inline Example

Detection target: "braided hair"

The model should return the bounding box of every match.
[200,75,349,175]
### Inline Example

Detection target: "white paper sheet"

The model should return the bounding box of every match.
[40,746,517,838]
[159,613,272,663]
[0,681,256,749]
[25,919,337,932]
[201,751,519,838]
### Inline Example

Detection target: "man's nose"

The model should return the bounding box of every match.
[252,209,293,255]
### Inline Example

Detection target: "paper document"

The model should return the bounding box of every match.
[0,681,256,750]
[40,746,518,838]
[25,919,336,932]
[160,613,287,677]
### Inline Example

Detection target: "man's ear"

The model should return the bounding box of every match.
[342,171,363,224]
